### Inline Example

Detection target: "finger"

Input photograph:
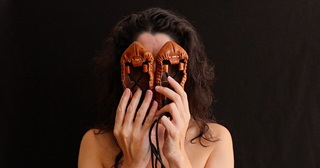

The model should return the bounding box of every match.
[160,116,177,137]
[134,90,153,127]
[142,100,158,130]
[156,103,181,124]
[167,76,189,109]
[155,85,183,109]
[114,88,131,129]
[123,88,142,125]
[155,86,179,101]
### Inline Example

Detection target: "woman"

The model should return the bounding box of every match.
[78,7,233,168]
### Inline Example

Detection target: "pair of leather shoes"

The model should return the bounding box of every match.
[120,41,188,109]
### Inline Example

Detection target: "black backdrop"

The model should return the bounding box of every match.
[1,0,320,168]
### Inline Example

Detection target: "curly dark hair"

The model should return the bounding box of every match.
[93,7,216,166]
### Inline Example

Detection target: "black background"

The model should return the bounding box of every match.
[1,0,320,167]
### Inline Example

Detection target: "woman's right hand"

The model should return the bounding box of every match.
[113,88,158,168]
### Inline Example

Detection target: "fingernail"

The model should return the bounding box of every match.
[152,100,158,107]
[155,86,160,90]
[125,88,132,97]
[125,88,130,94]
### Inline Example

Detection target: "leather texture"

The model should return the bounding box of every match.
[121,41,188,108]
[155,41,188,108]
[120,41,154,93]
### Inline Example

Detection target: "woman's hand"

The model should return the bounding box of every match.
[155,76,192,168]
[113,88,158,168]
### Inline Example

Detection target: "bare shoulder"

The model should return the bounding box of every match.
[205,122,234,168]
[207,122,232,141]
[78,129,120,168]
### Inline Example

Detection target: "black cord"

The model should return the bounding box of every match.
[124,61,185,168]
[149,112,171,168]
[127,64,182,168]
[148,69,182,168]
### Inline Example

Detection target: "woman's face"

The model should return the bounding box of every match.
[136,32,173,57]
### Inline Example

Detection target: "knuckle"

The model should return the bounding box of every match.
[113,130,119,137]
[126,105,134,112]
[135,110,142,118]
[173,94,181,101]
[116,107,122,114]
[144,116,153,124]
[120,131,129,139]
[168,103,175,111]
[181,91,188,99]
[136,108,146,118]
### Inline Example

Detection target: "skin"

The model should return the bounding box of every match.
[78,32,234,168]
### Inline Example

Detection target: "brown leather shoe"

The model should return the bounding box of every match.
[120,41,154,93]
[155,41,188,108]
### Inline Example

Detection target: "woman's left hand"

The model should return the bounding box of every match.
[155,76,192,168]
